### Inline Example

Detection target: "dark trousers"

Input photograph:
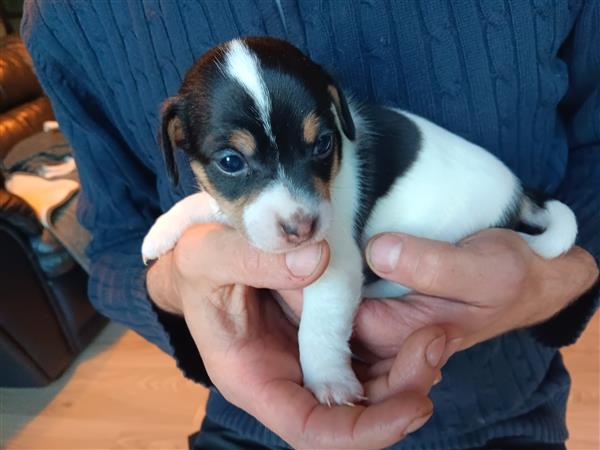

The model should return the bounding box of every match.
[189,416,567,450]
[473,438,566,450]
[189,416,288,450]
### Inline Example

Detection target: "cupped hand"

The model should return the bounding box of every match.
[352,228,599,361]
[148,223,443,449]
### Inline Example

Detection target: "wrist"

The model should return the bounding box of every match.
[540,247,598,310]
[146,252,183,315]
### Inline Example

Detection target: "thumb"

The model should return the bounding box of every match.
[175,223,330,290]
[366,232,485,299]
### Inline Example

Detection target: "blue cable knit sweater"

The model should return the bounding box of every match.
[22,1,599,449]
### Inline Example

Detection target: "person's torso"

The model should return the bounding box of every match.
[49,1,580,447]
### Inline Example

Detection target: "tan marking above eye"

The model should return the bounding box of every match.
[229,129,257,157]
[313,176,331,200]
[190,161,216,196]
[190,160,258,233]
[303,111,320,144]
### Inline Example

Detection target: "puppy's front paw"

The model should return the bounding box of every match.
[141,216,181,264]
[304,367,365,406]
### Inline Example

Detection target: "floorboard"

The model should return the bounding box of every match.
[1,314,597,449]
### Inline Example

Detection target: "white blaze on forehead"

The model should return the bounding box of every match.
[223,40,274,143]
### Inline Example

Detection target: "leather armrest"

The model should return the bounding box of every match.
[0,96,54,159]
[0,35,43,112]
[0,187,41,236]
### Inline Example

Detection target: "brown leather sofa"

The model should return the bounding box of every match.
[0,35,107,387]
[0,34,54,159]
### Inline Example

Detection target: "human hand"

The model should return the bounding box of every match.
[147,223,443,449]
[351,228,599,362]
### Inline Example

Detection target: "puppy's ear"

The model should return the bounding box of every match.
[327,84,355,141]
[160,96,185,185]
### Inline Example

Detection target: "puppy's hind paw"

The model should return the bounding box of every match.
[305,373,365,406]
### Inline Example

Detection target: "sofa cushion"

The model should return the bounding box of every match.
[0,96,54,159]
[0,35,43,112]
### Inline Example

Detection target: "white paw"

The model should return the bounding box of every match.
[141,217,181,264]
[304,367,365,406]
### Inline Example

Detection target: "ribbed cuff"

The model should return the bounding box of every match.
[88,249,211,385]
[150,299,212,386]
[528,276,599,348]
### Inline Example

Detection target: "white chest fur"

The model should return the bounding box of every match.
[298,130,367,404]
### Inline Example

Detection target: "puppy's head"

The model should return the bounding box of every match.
[160,37,355,252]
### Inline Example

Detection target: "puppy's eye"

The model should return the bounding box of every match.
[312,134,333,160]
[215,150,247,174]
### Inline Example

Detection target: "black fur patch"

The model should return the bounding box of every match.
[492,191,522,230]
[353,107,421,285]
[495,187,549,234]
[517,187,550,234]
[354,106,422,239]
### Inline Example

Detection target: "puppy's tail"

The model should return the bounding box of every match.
[517,193,577,259]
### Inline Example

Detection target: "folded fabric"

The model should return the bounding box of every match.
[4,130,71,170]
[30,229,76,277]
[10,153,75,178]
[37,156,76,179]
[43,120,60,132]
[5,172,79,227]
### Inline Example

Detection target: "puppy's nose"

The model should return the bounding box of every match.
[279,214,318,244]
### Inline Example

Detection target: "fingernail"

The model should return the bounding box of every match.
[285,244,322,278]
[426,334,446,368]
[441,338,462,365]
[405,412,433,434]
[369,235,402,273]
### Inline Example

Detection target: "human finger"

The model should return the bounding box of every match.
[250,379,433,449]
[364,326,446,403]
[365,230,524,299]
[174,223,330,290]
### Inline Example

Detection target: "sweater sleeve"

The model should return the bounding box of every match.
[529,1,600,347]
[21,1,210,384]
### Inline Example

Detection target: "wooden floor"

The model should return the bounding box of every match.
[561,312,600,450]
[1,324,208,450]
[1,315,598,450]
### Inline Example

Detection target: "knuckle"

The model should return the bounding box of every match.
[412,249,444,291]
[171,234,196,278]
[499,253,529,298]
[590,262,600,286]
[509,254,528,284]
[572,246,600,288]
[239,244,263,278]
[171,224,222,281]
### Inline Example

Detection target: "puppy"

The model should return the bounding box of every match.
[142,37,577,405]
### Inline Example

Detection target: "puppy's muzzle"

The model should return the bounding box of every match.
[279,212,318,245]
